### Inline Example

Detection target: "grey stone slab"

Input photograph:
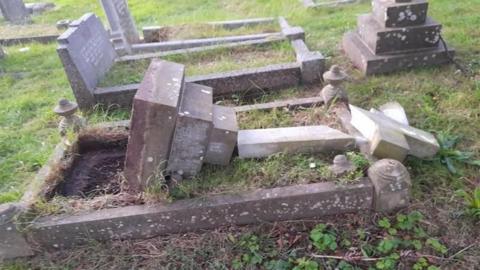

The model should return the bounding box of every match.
[372,0,428,28]
[57,13,117,110]
[130,33,281,53]
[29,179,373,249]
[342,31,454,75]
[142,26,163,43]
[238,126,356,159]
[0,204,34,260]
[167,83,213,177]
[124,60,185,192]
[187,63,302,97]
[205,105,238,166]
[0,0,29,24]
[234,96,324,113]
[100,0,140,44]
[358,14,441,55]
[292,39,325,83]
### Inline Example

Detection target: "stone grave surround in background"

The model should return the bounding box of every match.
[98,0,303,56]
[343,0,454,75]
[303,0,358,8]
[57,13,325,111]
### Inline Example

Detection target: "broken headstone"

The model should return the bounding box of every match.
[238,126,356,159]
[350,104,439,161]
[205,105,239,166]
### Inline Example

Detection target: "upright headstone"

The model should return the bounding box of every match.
[0,0,30,24]
[100,0,140,44]
[124,60,185,192]
[167,83,214,178]
[343,0,454,75]
[57,13,117,110]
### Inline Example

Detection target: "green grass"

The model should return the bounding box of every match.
[1,0,480,268]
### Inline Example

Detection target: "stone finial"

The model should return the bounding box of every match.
[368,159,411,212]
[329,155,356,176]
[319,65,349,105]
[54,99,86,140]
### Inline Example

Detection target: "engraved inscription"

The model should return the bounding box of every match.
[79,28,106,67]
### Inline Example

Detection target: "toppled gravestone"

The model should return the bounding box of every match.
[124,60,185,192]
[238,126,356,159]
[350,104,439,161]
[343,0,454,75]
[124,60,239,191]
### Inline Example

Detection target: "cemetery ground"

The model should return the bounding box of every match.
[0,0,479,269]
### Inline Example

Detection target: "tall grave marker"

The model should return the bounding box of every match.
[343,0,454,75]
[100,0,140,44]
[0,0,30,24]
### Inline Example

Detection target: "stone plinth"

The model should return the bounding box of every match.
[205,105,238,166]
[167,83,213,178]
[343,0,454,75]
[124,60,185,192]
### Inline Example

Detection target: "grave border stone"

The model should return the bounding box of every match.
[58,14,325,110]
[303,0,358,8]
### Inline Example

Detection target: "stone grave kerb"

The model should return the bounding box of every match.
[57,13,117,110]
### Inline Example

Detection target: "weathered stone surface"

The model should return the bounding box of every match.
[208,17,275,30]
[124,60,185,192]
[379,102,409,125]
[142,26,163,43]
[0,34,58,46]
[292,39,325,83]
[0,204,34,260]
[29,180,373,249]
[358,14,441,55]
[368,159,411,212]
[188,63,301,97]
[342,31,454,75]
[238,126,356,159]
[100,0,140,44]
[372,0,428,28]
[0,0,30,24]
[167,83,213,178]
[57,13,117,110]
[350,105,439,160]
[371,126,410,161]
[205,105,238,166]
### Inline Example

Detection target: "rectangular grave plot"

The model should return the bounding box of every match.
[98,40,296,88]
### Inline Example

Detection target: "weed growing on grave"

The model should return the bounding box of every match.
[455,187,480,220]
[434,132,480,174]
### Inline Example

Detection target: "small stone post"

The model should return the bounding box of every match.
[54,99,86,145]
[368,159,412,212]
[319,65,349,105]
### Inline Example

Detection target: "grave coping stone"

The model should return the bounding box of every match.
[0,203,34,260]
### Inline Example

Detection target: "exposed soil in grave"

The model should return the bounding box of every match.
[53,129,128,199]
